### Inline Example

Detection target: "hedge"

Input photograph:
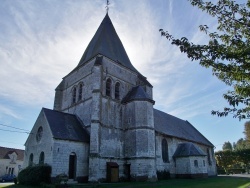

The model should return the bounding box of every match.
[217,168,246,175]
[18,164,52,186]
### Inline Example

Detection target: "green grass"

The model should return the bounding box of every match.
[0,176,249,188]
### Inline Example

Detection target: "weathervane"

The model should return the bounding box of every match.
[105,0,110,13]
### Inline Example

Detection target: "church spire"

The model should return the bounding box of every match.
[77,13,140,74]
[105,0,110,14]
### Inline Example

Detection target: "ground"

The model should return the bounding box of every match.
[0,175,249,188]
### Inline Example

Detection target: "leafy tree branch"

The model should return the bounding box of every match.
[160,0,250,120]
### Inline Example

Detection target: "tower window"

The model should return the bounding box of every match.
[115,82,120,99]
[106,78,112,97]
[162,139,169,163]
[78,83,83,101]
[72,87,76,104]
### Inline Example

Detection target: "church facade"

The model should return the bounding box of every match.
[23,14,217,182]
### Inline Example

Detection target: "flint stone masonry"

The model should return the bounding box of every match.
[52,140,89,177]
[24,13,217,182]
[175,156,208,178]
[24,111,54,167]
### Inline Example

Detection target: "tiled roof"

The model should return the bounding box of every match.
[154,109,213,147]
[42,108,90,143]
[0,146,24,160]
[173,142,207,158]
[122,86,154,104]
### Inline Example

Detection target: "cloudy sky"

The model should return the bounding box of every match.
[0,0,246,151]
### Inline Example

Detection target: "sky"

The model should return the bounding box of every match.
[0,0,247,151]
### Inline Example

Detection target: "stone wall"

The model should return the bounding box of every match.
[23,110,89,178]
[127,158,157,181]
[23,110,54,168]
[81,56,155,182]
[198,144,217,176]
[58,58,96,126]
[175,156,207,178]
[155,133,217,177]
[51,140,89,178]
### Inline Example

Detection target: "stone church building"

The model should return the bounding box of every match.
[24,13,217,182]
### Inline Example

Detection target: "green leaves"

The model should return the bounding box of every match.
[215,149,250,172]
[160,0,250,120]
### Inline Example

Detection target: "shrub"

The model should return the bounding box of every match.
[18,164,52,186]
[217,168,226,174]
[55,173,68,185]
[228,168,246,174]
[217,168,246,175]
[76,176,88,183]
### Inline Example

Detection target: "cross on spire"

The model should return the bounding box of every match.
[105,0,110,13]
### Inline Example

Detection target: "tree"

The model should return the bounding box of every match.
[160,0,250,120]
[233,142,237,150]
[222,141,233,151]
[237,149,250,173]
[244,121,250,141]
[215,150,235,173]
[234,138,250,150]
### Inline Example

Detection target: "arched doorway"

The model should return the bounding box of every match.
[68,152,77,179]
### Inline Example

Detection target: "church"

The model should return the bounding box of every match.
[23,13,217,182]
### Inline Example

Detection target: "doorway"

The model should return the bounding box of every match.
[68,152,77,179]
[124,164,131,181]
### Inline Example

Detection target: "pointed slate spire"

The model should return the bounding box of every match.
[77,14,139,73]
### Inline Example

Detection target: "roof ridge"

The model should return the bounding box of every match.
[0,146,24,151]
[42,107,78,117]
[185,120,214,147]
[153,109,214,147]
[153,108,186,122]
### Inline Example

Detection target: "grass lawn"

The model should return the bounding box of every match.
[0,176,249,188]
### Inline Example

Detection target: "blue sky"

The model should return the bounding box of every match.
[0,0,246,151]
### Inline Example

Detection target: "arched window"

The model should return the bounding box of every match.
[207,148,212,165]
[106,78,112,97]
[72,87,76,104]
[29,153,33,166]
[115,82,120,99]
[78,83,83,101]
[162,139,169,163]
[39,152,45,165]
[194,160,198,167]
[36,126,43,142]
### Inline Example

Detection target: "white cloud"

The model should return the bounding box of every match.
[0,1,105,107]
[0,0,221,123]
[0,0,245,151]
[0,104,22,120]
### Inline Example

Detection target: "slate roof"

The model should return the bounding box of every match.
[0,146,24,160]
[173,143,207,158]
[122,86,155,104]
[154,109,213,147]
[77,13,138,74]
[42,108,90,143]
